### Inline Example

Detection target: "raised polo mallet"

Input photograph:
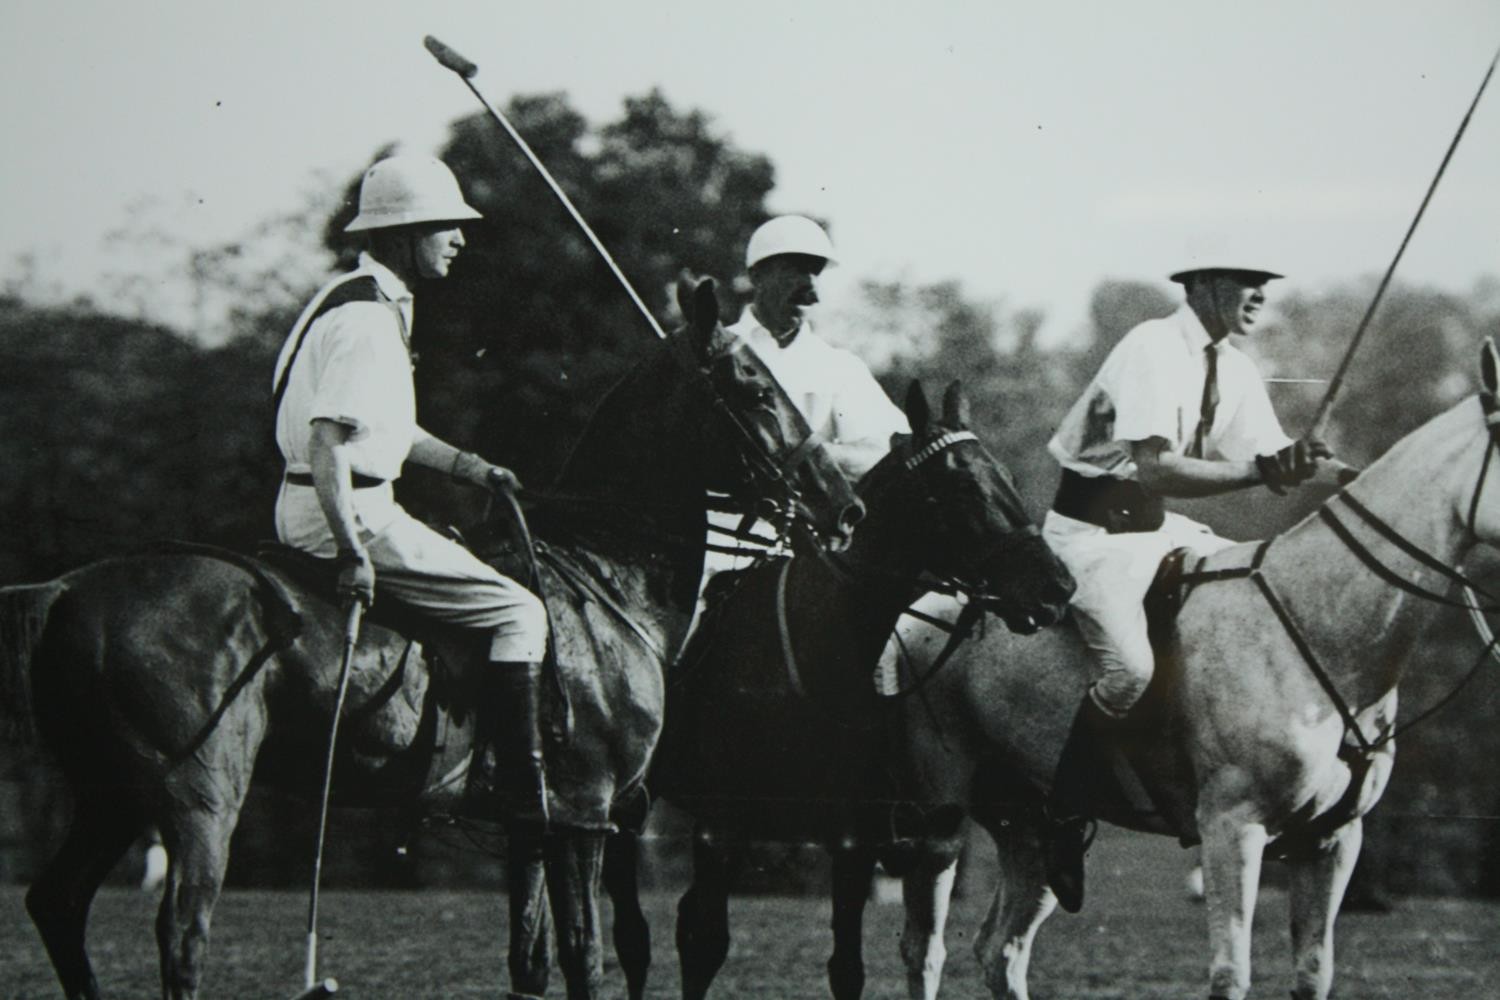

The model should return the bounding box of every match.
[423,34,667,341]
[289,599,365,1000]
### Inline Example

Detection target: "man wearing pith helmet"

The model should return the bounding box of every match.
[1038,255,1344,911]
[729,215,909,480]
[271,153,550,825]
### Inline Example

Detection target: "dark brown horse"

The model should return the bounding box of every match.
[600,381,1075,1000]
[0,276,861,1000]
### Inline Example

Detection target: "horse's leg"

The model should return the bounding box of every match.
[827,843,877,1000]
[676,825,745,1000]
[1199,810,1268,1000]
[506,828,552,1000]
[1287,820,1361,1000]
[971,817,1055,1000]
[25,786,143,1000]
[898,844,959,1000]
[543,830,608,1000]
[154,794,249,1000]
[602,830,651,1000]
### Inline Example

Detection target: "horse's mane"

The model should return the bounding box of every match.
[548,333,679,492]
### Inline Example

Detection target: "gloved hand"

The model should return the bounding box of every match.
[485,464,522,495]
[1256,437,1333,495]
[336,547,375,608]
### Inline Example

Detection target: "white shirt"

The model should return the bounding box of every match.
[727,308,909,480]
[1048,304,1292,479]
[272,253,416,548]
[273,252,417,482]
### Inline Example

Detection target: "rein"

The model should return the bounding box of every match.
[771,429,997,712]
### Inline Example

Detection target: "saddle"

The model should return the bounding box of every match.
[255,541,448,642]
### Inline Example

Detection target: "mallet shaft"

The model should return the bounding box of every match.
[422,34,668,341]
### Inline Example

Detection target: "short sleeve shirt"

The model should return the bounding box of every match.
[727,309,909,479]
[272,253,417,482]
[1048,304,1292,479]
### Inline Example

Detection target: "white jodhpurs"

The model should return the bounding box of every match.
[1042,509,1235,717]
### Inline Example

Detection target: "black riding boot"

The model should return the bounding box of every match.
[1045,693,1116,913]
[465,661,550,828]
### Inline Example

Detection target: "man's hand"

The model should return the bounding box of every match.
[336,547,375,607]
[485,464,522,495]
[1256,437,1334,495]
[448,448,521,493]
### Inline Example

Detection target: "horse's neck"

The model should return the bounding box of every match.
[1266,399,1483,703]
[812,501,925,662]
[545,356,707,626]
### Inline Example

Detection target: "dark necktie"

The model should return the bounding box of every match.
[1189,343,1219,458]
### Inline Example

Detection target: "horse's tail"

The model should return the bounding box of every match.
[0,579,69,745]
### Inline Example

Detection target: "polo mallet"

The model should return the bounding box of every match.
[1308,41,1500,439]
[290,598,365,1000]
[422,34,667,341]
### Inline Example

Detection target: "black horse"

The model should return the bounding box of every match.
[0,276,861,1000]
[601,381,1075,999]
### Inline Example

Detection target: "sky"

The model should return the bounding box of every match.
[2,0,1498,347]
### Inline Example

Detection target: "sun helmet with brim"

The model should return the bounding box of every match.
[1169,264,1284,284]
[344,155,482,233]
[746,215,837,270]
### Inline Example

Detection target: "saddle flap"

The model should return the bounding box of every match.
[1143,546,1193,645]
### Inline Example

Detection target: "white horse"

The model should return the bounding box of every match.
[882,340,1500,1000]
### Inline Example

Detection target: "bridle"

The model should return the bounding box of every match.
[681,335,849,550]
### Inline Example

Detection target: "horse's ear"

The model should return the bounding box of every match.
[1482,338,1499,397]
[681,273,720,360]
[941,381,971,429]
[905,380,931,436]
[675,270,697,321]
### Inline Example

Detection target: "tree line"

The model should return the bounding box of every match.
[2,89,1498,896]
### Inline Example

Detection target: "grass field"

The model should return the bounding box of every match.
[3,830,1497,999]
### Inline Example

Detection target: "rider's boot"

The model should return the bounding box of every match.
[465,661,550,828]
[1044,690,1117,913]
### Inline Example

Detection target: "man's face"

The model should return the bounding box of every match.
[750,253,827,340]
[1196,271,1269,339]
[411,223,467,279]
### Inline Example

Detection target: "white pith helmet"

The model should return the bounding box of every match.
[745,215,837,270]
[344,155,482,233]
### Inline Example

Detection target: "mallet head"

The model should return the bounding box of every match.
[289,978,338,1000]
[423,35,478,79]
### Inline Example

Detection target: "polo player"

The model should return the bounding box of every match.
[271,154,549,824]
[1042,259,1343,908]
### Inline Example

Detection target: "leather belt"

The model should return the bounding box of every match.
[284,471,387,490]
[1052,468,1164,533]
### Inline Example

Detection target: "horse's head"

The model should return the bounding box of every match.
[671,273,864,550]
[859,381,1074,634]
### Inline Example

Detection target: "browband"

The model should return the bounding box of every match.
[904,430,979,470]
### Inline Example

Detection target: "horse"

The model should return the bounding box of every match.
[0,274,862,1000]
[874,339,1500,1000]
[600,380,1076,1000]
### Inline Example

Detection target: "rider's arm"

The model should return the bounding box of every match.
[1133,437,1348,498]
[408,429,521,491]
[308,418,365,553]
[1130,437,1262,499]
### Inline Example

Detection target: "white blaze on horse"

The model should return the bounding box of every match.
[886,340,1500,1000]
